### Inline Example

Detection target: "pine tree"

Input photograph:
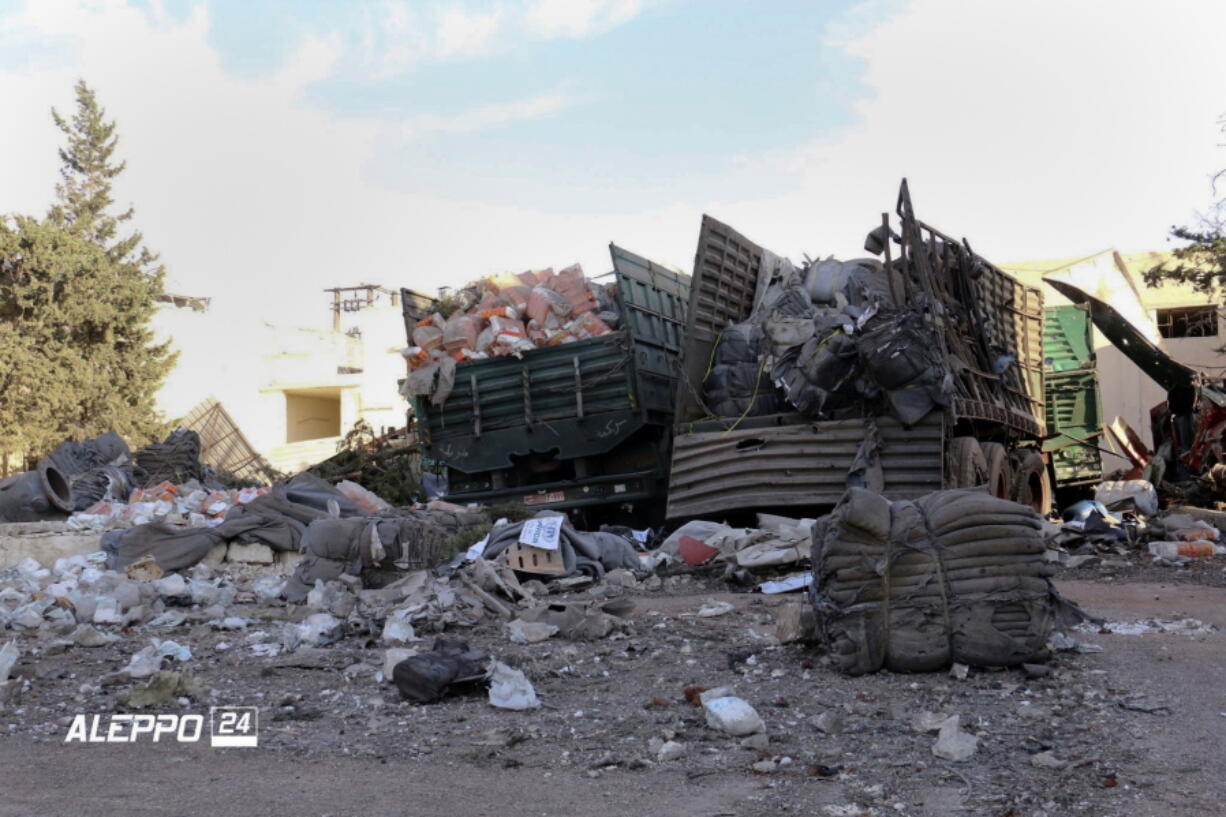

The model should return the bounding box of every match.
[0,80,174,464]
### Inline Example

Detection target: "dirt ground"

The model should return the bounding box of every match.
[2,564,1224,817]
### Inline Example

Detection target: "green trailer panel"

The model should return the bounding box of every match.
[1042,305,1103,485]
[413,244,689,495]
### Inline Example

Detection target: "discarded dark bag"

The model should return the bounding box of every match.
[713,323,768,366]
[0,460,75,522]
[393,638,489,703]
[856,312,950,426]
[812,486,1089,675]
[136,428,209,487]
[44,431,139,511]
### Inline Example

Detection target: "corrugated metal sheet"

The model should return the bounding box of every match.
[1043,305,1093,372]
[666,413,943,519]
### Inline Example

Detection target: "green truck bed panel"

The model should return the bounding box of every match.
[413,243,689,478]
[1042,305,1104,485]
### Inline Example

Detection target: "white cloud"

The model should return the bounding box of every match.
[1,0,1223,346]
[523,0,644,38]
[351,0,647,76]
[399,90,581,138]
[710,0,1226,266]
[432,5,506,60]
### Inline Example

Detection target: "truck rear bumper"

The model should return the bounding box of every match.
[443,468,661,512]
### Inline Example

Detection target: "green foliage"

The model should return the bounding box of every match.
[1143,220,1226,295]
[0,80,174,461]
[309,420,422,505]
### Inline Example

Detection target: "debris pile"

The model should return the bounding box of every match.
[1045,476,1226,569]
[691,214,1021,431]
[101,473,476,578]
[69,481,269,530]
[0,428,261,527]
[655,514,814,590]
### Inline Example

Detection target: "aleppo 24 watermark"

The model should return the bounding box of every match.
[64,706,259,747]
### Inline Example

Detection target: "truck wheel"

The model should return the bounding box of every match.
[946,437,987,489]
[1012,449,1052,514]
[980,442,1012,500]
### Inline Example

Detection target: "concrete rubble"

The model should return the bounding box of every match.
[2,441,1216,816]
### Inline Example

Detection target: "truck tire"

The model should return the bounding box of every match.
[1012,449,1052,515]
[980,442,1012,500]
[946,437,987,489]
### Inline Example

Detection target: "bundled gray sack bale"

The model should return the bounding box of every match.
[811,487,1086,675]
[284,514,454,602]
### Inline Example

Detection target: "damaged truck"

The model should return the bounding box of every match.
[405,244,688,526]
[666,180,1050,521]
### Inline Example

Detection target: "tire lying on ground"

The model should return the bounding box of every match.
[811,486,1086,675]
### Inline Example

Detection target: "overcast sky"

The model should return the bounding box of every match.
[1,0,1223,328]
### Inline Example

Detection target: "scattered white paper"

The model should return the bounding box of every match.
[757,572,814,594]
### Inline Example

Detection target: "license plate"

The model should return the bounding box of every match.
[523,491,565,506]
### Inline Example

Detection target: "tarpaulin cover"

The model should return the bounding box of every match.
[103,473,460,585]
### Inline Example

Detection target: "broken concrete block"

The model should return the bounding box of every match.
[604,569,638,588]
[810,710,843,734]
[382,618,418,645]
[201,543,228,568]
[704,696,765,736]
[226,543,274,565]
[507,619,557,644]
